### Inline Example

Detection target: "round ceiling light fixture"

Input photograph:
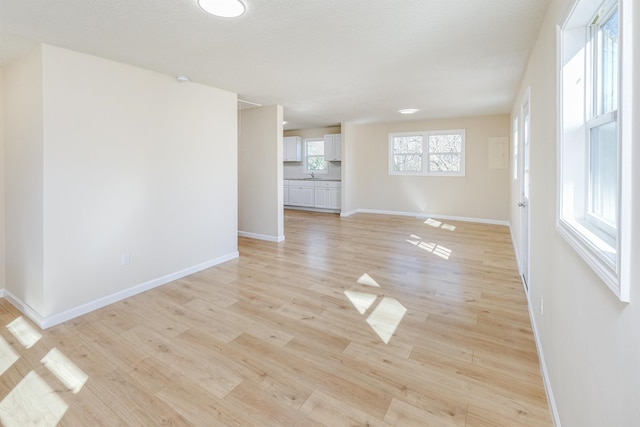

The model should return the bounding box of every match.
[399,108,419,115]
[198,0,246,18]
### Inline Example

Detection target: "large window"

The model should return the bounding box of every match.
[304,138,327,174]
[558,0,631,301]
[389,130,465,176]
[588,7,619,236]
[513,117,519,181]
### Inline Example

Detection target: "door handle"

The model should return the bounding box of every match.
[517,202,526,207]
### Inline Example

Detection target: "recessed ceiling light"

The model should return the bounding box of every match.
[198,0,245,18]
[176,75,190,83]
[399,108,419,114]
[283,121,288,125]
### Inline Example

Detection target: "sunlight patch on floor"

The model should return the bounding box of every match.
[7,317,42,349]
[366,297,407,344]
[424,218,456,231]
[0,371,68,427]
[424,218,442,228]
[0,316,89,425]
[432,245,452,259]
[41,348,88,394]
[407,237,452,260]
[344,274,408,344]
[0,336,19,377]
[356,273,380,287]
[344,291,378,315]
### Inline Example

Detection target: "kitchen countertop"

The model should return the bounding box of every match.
[286,178,341,182]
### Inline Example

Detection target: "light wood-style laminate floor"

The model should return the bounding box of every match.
[0,210,552,426]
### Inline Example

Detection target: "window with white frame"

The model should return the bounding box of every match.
[389,130,465,176]
[304,138,327,174]
[558,0,631,301]
[513,117,519,180]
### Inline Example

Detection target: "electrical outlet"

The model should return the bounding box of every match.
[121,253,130,266]
[540,296,544,315]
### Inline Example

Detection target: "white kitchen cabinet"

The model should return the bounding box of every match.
[288,181,314,207]
[323,134,342,161]
[314,186,328,208]
[283,136,302,162]
[313,181,341,209]
[328,186,341,209]
[285,180,340,210]
[283,180,289,205]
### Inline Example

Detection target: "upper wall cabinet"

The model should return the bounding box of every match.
[324,134,342,161]
[283,136,302,162]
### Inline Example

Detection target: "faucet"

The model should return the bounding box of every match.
[311,172,315,178]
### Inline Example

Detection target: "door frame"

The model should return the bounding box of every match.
[519,87,531,291]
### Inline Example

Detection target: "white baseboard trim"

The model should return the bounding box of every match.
[284,206,340,214]
[1,251,239,330]
[340,208,509,226]
[340,209,358,218]
[238,231,285,242]
[509,224,523,277]
[2,289,46,328]
[521,277,562,426]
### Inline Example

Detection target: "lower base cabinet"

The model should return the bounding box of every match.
[288,181,315,207]
[313,181,341,209]
[284,180,341,210]
[283,180,289,205]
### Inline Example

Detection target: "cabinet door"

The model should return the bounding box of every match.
[314,188,328,208]
[328,188,341,209]
[324,135,334,161]
[283,183,289,205]
[283,137,301,162]
[288,186,301,205]
[332,135,341,161]
[300,186,314,206]
[323,134,342,161]
[288,183,314,206]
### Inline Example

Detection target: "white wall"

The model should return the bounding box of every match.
[0,67,6,291]
[4,44,239,323]
[511,1,640,425]
[343,115,510,221]
[341,122,357,214]
[3,46,45,314]
[238,105,284,241]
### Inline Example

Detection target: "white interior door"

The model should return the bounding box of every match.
[519,96,531,290]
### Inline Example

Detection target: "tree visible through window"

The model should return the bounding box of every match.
[428,133,463,172]
[389,130,465,176]
[392,135,423,173]
[305,138,327,173]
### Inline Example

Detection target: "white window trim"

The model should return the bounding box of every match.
[556,0,632,302]
[304,137,328,175]
[388,129,466,177]
[513,117,519,181]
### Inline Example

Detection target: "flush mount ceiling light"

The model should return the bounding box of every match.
[399,108,419,114]
[198,0,246,17]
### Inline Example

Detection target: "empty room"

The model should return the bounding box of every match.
[0,0,638,426]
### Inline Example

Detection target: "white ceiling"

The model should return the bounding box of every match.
[0,0,549,130]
